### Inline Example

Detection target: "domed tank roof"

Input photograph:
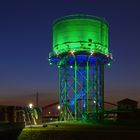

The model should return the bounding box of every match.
[53,14,108,26]
[52,14,109,55]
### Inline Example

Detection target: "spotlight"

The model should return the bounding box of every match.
[29,103,33,109]
[70,50,75,55]
[90,51,94,55]
[107,63,111,66]
[57,105,61,110]
[106,54,109,58]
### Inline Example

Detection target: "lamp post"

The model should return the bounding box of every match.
[28,103,37,125]
[28,103,33,127]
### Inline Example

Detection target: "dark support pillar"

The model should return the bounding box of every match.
[95,61,98,119]
[74,56,77,120]
[100,61,104,120]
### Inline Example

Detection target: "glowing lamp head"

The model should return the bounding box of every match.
[107,63,111,66]
[106,54,109,58]
[29,103,33,109]
[90,51,94,56]
[58,105,61,110]
[70,50,75,55]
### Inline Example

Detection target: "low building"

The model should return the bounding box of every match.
[117,98,138,121]
[117,98,138,111]
[0,105,25,123]
[0,105,42,126]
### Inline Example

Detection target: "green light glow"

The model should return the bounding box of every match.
[53,15,108,55]
[86,60,89,113]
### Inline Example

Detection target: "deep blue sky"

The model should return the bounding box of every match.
[0,0,140,107]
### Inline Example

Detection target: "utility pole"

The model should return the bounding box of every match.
[36,92,39,107]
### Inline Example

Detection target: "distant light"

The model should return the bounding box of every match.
[83,104,86,108]
[110,53,113,60]
[106,54,109,58]
[50,62,52,65]
[90,51,94,55]
[93,100,96,104]
[49,111,51,114]
[70,65,73,68]
[70,50,75,55]
[58,105,61,110]
[58,65,60,68]
[29,103,33,109]
[107,63,111,66]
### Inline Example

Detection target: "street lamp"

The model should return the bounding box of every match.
[28,103,37,125]
[29,103,33,109]
[57,105,61,110]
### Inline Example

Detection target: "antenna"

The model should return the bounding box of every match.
[36,92,39,107]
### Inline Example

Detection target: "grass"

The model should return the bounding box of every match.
[18,121,140,140]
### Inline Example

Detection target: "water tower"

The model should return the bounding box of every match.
[49,15,112,121]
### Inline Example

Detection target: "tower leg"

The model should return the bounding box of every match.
[74,57,77,120]
[58,56,105,122]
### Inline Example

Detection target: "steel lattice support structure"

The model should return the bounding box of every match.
[57,53,106,121]
[49,14,112,121]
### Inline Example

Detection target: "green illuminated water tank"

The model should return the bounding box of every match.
[53,14,109,55]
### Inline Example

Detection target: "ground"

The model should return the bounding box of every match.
[17,121,140,140]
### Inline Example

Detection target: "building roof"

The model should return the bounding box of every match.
[117,98,138,104]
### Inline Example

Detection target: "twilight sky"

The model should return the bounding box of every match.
[0,0,140,107]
